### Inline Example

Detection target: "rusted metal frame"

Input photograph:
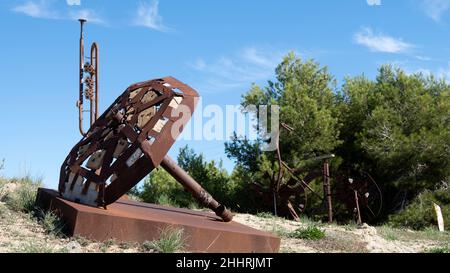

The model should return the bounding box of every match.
[104,156,154,205]
[137,93,174,167]
[103,87,173,176]
[69,165,102,184]
[281,161,323,199]
[72,142,100,167]
[98,136,120,180]
[161,76,199,97]
[138,93,173,143]
[100,142,140,180]
[69,172,81,191]
[63,77,234,221]
[128,92,170,126]
[129,86,150,105]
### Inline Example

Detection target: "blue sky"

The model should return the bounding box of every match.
[1,0,450,189]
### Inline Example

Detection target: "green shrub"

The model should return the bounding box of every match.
[145,227,185,253]
[256,212,277,219]
[288,225,326,240]
[156,194,179,207]
[268,224,290,238]
[0,178,7,200]
[426,246,450,253]
[5,176,42,213]
[140,168,195,208]
[12,242,62,253]
[35,209,65,236]
[388,186,450,230]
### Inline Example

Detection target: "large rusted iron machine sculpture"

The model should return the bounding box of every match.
[58,19,233,222]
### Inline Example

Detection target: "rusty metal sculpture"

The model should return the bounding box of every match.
[58,20,233,222]
[78,19,99,136]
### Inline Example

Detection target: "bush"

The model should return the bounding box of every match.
[388,186,450,230]
[140,168,195,208]
[427,246,450,253]
[4,176,42,213]
[144,227,185,253]
[35,209,65,236]
[288,226,326,240]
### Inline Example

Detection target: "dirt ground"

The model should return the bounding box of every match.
[232,213,449,253]
[1,199,448,253]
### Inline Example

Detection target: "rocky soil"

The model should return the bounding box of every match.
[0,199,448,253]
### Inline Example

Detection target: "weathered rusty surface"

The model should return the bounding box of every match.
[78,19,99,136]
[60,75,233,221]
[37,188,280,253]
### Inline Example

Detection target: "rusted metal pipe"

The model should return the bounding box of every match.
[161,155,233,222]
[354,190,362,225]
[323,160,333,223]
[91,42,99,122]
[78,19,86,136]
[77,19,99,136]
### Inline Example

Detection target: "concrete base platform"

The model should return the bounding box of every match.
[36,188,280,253]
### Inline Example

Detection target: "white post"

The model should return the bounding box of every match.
[433,203,445,232]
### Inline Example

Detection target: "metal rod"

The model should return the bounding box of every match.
[354,190,362,225]
[161,155,233,222]
[78,19,86,136]
[323,160,333,223]
[92,42,99,121]
[77,19,99,136]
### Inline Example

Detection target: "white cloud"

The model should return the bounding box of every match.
[242,47,279,68]
[66,0,81,6]
[12,1,59,19]
[188,47,290,93]
[134,0,170,32]
[354,28,413,53]
[422,0,450,21]
[12,0,104,24]
[367,0,382,6]
[70,9,104,24]
[415,55,432,61]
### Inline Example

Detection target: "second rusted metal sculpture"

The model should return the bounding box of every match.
[59,20,232,222]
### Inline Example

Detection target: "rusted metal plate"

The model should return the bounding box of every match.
[36,188,280,253]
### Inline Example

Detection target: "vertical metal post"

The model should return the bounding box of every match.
[323,160,333,223]
[78,19,86,136]
[354,190,362,225]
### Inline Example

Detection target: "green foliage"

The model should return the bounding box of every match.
[339,66,450,211]
[178,146,234,206]
[227,54,450,222]
[12,242,62,253]
[140,167,194,208]
[144,227,185,253]
[139,54,449,225]
[0,178,8,200]
[426,246,450,253]
[241,52,341,162]
[4,176,41,213]
[35,209,65,236]
[225,133,262,173]
[388,185,450,230]
[256,212,277,219]
[378,225,399,241]
[288,225,326,240]
[140,146,234,210]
